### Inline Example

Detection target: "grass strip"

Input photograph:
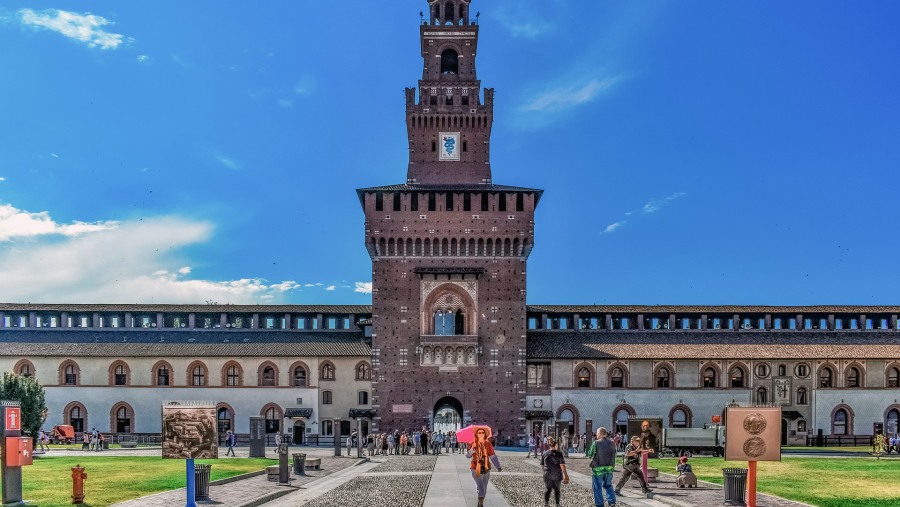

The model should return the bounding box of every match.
[0,455,274,507]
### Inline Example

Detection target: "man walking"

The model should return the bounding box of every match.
[225,430,236,456]
[586,427,617,507]
[615,435,652,497]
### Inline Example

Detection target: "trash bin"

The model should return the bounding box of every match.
[722,468,747,506]
[102,440,109,450]
[195,464,212,501]
[293,453,307,475]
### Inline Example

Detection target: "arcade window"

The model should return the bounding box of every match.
[819,367,834,388]
[157,366,170,386]
[845,367,861,388]
[577,367,591,388]
[114,365,127,386]
[702,367,717,388]
[293,367,307,387]
[610,367,625,388]
[888,367,900,388]
[261,366,276,386]
[730,367,745,388]
[656,367,671,388]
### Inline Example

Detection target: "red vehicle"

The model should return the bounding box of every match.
[50,425,75,444]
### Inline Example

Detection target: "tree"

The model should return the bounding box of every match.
[0,372,48,439]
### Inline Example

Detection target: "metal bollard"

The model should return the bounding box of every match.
[72,465,87,504]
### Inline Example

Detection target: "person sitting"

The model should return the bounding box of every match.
[676,456,697,488]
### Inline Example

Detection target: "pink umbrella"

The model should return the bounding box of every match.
[456,424,492,444]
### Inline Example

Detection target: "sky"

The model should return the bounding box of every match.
[0,1,898,306]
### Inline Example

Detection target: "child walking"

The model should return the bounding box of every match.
[541,436,569,507]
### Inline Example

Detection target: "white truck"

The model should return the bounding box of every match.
[662,426,725,457]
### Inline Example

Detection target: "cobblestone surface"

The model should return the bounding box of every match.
[300,474,431,507]
[493,456,543,474]
[492,474,596,507]
[370,455,437,473]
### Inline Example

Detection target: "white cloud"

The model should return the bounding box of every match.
[137,55,150,64]
[522,77,620,113]
[19,9,127,50]
[600,193,686,235]
[601,222,626,235]
[325,285,336,291]
[0,203,119,241]
[0,177,5,183]
[214,153,239,170]
[354,282,373,295]
[0,204,301,303]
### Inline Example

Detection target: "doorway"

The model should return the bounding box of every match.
[433,396,463,433]
[293,421,305,445]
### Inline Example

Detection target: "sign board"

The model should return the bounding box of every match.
[4,407,21,431]
[4,437,32,467]
[392,404,413,413]
[725,406,782,462]
[161,403,217,459]
[627,417,662,458]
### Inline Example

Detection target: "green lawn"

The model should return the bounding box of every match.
[649,456,900,507]
[0,456,275,507]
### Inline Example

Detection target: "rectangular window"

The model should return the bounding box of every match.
[463,193,471,211]
[481,193,489,211]
[322,420,333,436]
[461,95,469,106]
[327,317,337,329]
[446,193,453,211]
[527,364,550,387]
[393,192,401,212]
[498,194,506,212]
[358,391,369,405]
[375,193,383,211]
[411,193,419,211]
[323,391,333,405]
[516,193,524,212]
[428,193,436,211]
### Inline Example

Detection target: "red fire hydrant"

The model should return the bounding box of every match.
[72,465,87,504]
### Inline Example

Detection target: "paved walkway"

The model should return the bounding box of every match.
[50,446,815,507]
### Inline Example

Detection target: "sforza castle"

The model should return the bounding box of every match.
[2,0,899,446]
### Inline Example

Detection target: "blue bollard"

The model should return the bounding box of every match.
[185,458,197,507]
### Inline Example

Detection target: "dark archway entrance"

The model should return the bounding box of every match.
[293,421,305,445]
[433,396,463,433]
[781,418,788,446]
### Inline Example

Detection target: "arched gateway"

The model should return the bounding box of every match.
[433,396,463,433]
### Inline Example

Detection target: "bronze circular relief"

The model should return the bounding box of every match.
[743,436,766,458]
[742,413,767,435]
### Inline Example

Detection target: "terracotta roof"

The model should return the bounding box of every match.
[0,330,370,357]
[0,304,372,313]
[526,330,900,360]
[525,305,900,314]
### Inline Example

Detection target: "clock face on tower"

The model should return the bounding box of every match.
[439,132,460,161]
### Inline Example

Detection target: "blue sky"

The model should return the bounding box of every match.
[0,1,898,305]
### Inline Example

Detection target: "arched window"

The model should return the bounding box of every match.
[190,363,207,387]
[846,366,861,388]
[610,367,626,388]
[112,403,133,433]
[356,363,371,380]
[797,387,808,405]
[730,366,745,388]
[886,408,900,435]
[888,366,900,388]
[114,364,128,386]
[321,362,336,381]
[756,387,768,403]
[558,408,575,436]
[263,406,281,434]
[66,403,87,433]
[444,1,455,23]
[293,366,307,387]
[656,366,672,388]
[703,367,717,388]
[224,365,240,386]
[819,366,834,388]
[261,366,276,387]
[797,420,807,432]
[441,49,459,74]
[157,365,170,386]
[577,367,591,388]
[796,363,810,377]
[64,364,77,385]
[832,408,849,435]
[217,405,233,436]
[15,360,35,378]
[777,364,787,376]
[672,409,688,428]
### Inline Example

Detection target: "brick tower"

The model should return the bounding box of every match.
[357,0,542,442]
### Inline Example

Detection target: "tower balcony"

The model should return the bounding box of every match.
[419,334,479,346]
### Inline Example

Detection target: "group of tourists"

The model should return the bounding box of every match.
[346,428,467,456]
[80,429,105,451]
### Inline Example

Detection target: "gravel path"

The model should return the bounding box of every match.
[492,474,597,507]
[300,474,432,507]
[370,455,437,473]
